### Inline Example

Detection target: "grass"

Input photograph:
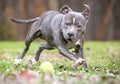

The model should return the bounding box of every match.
[0,41,120,84]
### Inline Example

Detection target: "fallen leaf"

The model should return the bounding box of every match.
[19,70,37,80]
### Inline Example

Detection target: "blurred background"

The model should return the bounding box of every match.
[0,0,120,41]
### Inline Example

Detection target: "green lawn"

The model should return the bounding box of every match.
[0,41,120,84]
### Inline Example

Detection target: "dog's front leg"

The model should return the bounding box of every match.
[57,45,86,68]
[74,37,87,68]
[74,45,87,68]
[57,45,77,62]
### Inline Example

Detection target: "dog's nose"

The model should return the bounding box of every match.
[68,32,74,37]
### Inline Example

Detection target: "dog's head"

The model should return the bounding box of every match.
[60,4,90,44]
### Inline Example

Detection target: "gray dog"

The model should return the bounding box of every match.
[11,4,90,68]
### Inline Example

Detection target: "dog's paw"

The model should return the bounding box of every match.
[73,58,85,67]
[27,58,37,66]
[14,59,22,65]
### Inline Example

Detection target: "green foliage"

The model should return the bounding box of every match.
[0,41,120,84]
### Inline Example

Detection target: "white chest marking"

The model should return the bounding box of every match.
[73,18,76,24]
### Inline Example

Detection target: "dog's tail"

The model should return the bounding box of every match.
[10,17,40,24]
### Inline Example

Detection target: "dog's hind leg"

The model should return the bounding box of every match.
[14,38,33,65]
[14,30,41,65]
[29,44,54,65]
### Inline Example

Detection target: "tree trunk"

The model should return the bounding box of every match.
[0,0,6,40]
[113,0,120,40]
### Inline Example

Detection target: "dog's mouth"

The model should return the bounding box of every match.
[67,38,72,42]
[67,37,76,42]
[64,34,76,42]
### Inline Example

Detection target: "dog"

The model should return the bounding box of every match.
[11,4,90,68]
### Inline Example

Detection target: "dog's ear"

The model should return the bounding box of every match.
[60,5,72,14]
[82,4,90,20]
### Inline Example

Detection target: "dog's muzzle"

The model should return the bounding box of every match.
[67,32,76,42]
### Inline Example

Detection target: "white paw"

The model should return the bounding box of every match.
[28,58,37,66]
[31,58,37,65]
[73,58,85,67]
[14,59,22,65]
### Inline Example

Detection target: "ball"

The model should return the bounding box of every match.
[40,61,54,73]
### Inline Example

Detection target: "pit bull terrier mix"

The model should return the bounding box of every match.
[11,4,90,68]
